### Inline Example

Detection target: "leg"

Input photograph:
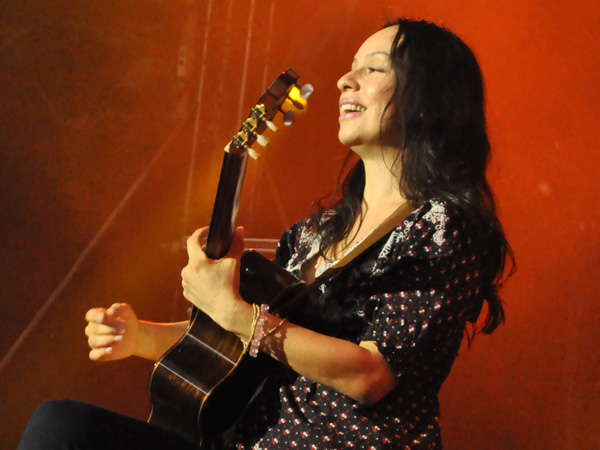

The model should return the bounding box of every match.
[17,399,202,450]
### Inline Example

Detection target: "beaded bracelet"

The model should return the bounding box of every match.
[249,304,270,357]
[241,303,261,352]
[243,304,288,358]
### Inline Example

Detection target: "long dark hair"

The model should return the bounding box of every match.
[312,19,514,334]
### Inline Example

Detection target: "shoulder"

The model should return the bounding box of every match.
[409,198,467,246]
[378,198,474,262]
[278,216,317,250]
[273,215,320,269]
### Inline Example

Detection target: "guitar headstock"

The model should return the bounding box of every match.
[225,68,313,159]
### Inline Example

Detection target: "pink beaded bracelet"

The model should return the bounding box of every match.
[249,304,269,357]
[241,303,260,352]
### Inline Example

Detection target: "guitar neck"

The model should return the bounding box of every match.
[202,68,308,260]
[205,151,248,259]
[148,69,312,446]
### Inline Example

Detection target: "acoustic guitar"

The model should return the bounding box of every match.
[147,68,313,448]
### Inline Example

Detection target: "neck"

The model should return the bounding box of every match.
[358,145,406,214]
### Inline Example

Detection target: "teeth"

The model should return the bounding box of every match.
[340,104,366,114]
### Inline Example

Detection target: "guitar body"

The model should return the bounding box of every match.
[147,69,313,447]
[148,251,307,447]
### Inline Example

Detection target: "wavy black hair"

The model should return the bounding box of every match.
[312,18,515,335]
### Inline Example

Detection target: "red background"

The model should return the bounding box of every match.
[0,1,598,448]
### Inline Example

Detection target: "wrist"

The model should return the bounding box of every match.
[232,303,289,357]
[133,321,154,359]
[133,320,189,361]
[224,297,254,339]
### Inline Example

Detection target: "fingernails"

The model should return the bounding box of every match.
[105,347,113,355]
[116,326,126,334]
[113,335,123,343]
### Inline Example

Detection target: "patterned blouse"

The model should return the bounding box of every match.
[233,199,487,449]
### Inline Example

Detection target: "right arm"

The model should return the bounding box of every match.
[85,303,188,362]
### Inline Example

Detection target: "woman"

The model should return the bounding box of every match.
[18,19,513,450]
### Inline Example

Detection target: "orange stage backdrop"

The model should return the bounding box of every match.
[0,1,598,449]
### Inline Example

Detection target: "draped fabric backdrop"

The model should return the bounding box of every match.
[0,1,598,448]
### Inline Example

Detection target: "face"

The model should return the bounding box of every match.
[337,26,398,151]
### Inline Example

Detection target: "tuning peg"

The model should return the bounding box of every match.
[248,148,260,160]
[282,110,297,126]
[256,135,269,147]
[300,84,314,99]
[266,120,278,132]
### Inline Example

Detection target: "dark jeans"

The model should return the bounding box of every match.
[17,399,203,450]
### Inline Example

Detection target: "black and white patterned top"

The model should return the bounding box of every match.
[234,199,487,450]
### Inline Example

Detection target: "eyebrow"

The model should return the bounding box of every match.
[352,51,391,66]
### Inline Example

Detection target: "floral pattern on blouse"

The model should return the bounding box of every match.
[233,200,487,450]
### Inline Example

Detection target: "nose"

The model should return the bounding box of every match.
[337,70,358,92]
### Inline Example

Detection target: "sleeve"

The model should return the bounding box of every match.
[360,200,485,382]
[272,223,299,269]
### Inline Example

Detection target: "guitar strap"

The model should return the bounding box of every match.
[313,200,420,283]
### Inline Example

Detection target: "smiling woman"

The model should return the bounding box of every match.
[337,26,398,152]
[17,18,513,450]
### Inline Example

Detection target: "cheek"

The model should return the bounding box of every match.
[378,90,397,125]
[382,82,397,109]
[379,84,400,141]
[370,81,397,117]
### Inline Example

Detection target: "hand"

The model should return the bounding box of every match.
[85,303,140,362]
[181,226,247,331]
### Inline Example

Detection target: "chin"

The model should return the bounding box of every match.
[338,135,382,155]
[338,129,360,148]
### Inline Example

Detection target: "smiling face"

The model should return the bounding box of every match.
[337,26,399,152]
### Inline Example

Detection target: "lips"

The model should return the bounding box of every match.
[339,98,366,120]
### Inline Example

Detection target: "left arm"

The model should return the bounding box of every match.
[181,227,396,405]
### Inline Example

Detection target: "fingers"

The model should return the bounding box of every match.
[181,226,244,287]
[86,325,124,362]
[89,347,115,361]
[106,302,126,317]
[87,332,122,350]
[85,320,125,337]
[186,226,244,261]
[85,304,128,361]
[85,307,105,324]
[85,306,126,334]
[186,227,209,260]
[198,226,210,240]
[85,303,139,362]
